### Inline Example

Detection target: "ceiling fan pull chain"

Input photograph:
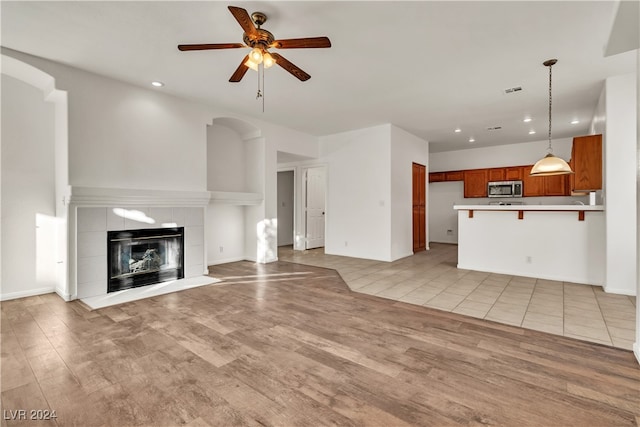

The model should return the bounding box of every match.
[262,60,266,113]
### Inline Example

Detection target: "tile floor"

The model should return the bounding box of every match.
[278,243,637,350]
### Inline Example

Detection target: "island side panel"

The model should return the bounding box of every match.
[457,210,605,285]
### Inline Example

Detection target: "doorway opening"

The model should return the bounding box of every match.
[277,170,295,247]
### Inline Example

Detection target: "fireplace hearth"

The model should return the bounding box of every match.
[107,227,184,293]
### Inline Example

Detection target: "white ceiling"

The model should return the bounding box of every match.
[1,1,636,153]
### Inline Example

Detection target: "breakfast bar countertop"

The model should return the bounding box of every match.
[453,204,604,211]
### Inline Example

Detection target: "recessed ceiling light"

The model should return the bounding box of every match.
[528,130,536,135]
[570,119,580,124]
[454,128,462,133]
[468,138,475,143]
[151,81,164,87]
[523,117,532,123]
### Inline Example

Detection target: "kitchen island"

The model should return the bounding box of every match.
[453,205,605,285]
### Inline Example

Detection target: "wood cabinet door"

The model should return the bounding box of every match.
[412,163,426,252]
[463,169,488,198]
[572,134,602,191]
[544,174,569,196]
[445,171,464,181]
[488,168,505,181]
[522,165,544,196]
[505,167,523,180]
[428,172,445,182]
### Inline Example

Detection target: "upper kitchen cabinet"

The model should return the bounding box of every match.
[522,165,570,196]
[505,167,523,180]
[429,171,464,182]
[571,134,602,192]
[487,168,505,181]
[464,169,488,198]
[428,172,445,182]
[522,165,544,196]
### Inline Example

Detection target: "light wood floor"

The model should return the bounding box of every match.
[2,260,639,426]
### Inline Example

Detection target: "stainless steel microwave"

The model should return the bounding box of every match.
[488,180,523,198]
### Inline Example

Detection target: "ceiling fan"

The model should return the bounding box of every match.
[178,5,331,83]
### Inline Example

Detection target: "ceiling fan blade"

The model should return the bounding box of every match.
[178,43,245,51]
[228,6,258,38]
[229,55,250,83]
[270,53,311,81]
[271,37,331,49]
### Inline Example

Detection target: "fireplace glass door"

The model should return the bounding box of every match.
[107,227,184,292]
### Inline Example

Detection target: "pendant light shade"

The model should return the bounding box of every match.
[530,153,573,176]
[530,59,574,177]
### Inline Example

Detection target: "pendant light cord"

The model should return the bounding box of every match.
[547,62,553,153]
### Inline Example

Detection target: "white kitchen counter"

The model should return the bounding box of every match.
[454,205,605,285]
[454,204,604,211]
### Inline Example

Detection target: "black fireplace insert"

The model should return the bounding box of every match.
[107,227,184,293]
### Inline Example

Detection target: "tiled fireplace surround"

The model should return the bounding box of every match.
[69,187,209,300]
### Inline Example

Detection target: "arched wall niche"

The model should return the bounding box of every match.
[206,116,268,265]
[1,54,70,300]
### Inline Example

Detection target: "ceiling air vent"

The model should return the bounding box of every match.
[486,126,502,131]
[504,86,523,94]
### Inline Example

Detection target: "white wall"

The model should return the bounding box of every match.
[428,137,588,244]
[429,138,573,172]
[206,204,245,265]
[277,171,294,246]
[429,181,465,244]
[390,125,429,259]
[1,75,57,299]
[604,72,637,295]
[207,124,245,192]
[320,124,392,261]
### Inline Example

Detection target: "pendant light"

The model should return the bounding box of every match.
[530,59,574,176]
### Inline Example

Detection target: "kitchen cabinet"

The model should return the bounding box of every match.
[488,168,505,181]
[429,171,463,182]
[445,171,464,181]
[571,134,602,191]
[428,172,445,182]
[522,165,544,196]
[505,167,523,180]
[544,174,570,196]
[523,165,570,196]
[463,169,488,198]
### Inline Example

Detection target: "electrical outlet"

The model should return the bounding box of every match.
[219,246,224,253]
[526,256,532,264]
[344,241,348,247]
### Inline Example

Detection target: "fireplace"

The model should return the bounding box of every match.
[107,227,184,293]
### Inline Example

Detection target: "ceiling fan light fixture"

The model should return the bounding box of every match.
[263,52,276,68]
[249,47,263,64]
[244,59,259,71]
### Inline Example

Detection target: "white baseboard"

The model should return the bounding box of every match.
[208,256,247,266]
[55,287,73,301]
[1,286,55,301]
[602,285,637,296]
[634,343,640,365]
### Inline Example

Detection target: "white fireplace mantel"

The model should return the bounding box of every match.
[66,186,264,207]
[66,186,211,208]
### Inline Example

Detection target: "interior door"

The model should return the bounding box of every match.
[305,166,326,249]
[413,163,426,252]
